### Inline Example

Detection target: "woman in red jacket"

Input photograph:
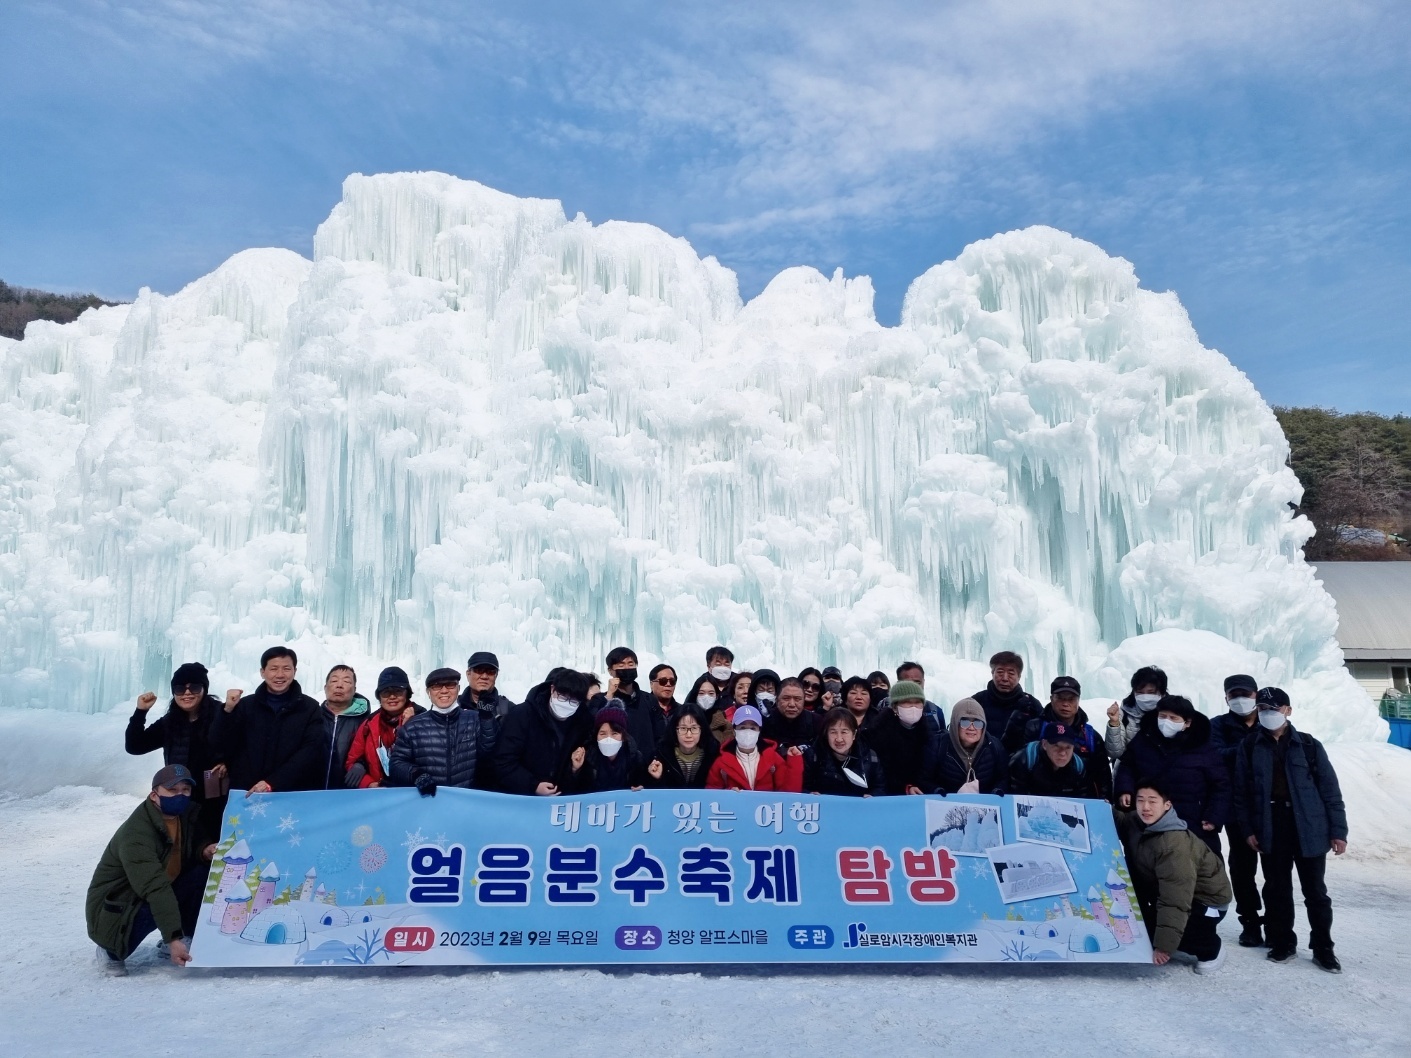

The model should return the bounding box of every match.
[344,667,424,788]
[705,706,799,792]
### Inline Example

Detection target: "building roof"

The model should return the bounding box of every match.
[1313,562,1411,659]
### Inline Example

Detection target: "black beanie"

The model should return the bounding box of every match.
[171,662,209,693]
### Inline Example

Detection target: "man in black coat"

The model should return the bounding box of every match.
[1008,723,1102,798]
[864,680,940,794]
[589,646,666,755]
[1233,687,1348,973]
[970,650,1044,753]
[459,651,517,719]
[1209,673,1265,946]
[210,646,323,793]
[389,668,501,795]
[494,669,597,795]
[1021,676,1112,799]
[317,664,371,790]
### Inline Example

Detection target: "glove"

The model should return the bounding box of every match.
[344,763,367,789]
[414,773,438,797]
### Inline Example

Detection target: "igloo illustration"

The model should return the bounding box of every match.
[1068,921,1120,954]
[239,903,308,945]
[313,907,352,929]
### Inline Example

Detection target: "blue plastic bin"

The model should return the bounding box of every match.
[1389,718,1411,750]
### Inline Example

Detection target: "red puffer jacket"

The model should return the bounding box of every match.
[705,738,799,792]
[344,706,424,787]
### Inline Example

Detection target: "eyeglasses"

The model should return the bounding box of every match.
[802,681,822,690]
[470,667,497,676]
[654,677,677,686]
[677,724,701,735]
[173,684,203,696]
[957,718,984,729]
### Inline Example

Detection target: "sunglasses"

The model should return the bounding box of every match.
[957,717,984,729]
[470,666,498,676]
[802,681,822,690]
[173,684,204,696]
[654,677,678,686]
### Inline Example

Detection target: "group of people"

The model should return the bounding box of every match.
[88,644,1349,979]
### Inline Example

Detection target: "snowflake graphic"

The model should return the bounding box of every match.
[277,814,299,833]
[969,859,993,881]
[434,833,448,846]
[247,799,270,818]
[1090,832,1107,852]
[288,833,303,847]
[401,829,426,852]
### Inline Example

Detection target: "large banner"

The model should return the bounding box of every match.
[191,789,1153,967]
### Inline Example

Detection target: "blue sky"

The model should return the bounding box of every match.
[2,1,1408,412]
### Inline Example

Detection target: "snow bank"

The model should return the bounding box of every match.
[0,172,1383,743]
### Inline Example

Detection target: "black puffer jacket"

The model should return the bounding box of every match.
[1113,711,1230,850]
[920,733,1009,795]
[803,744,887,796]
[647,741,721,789]
[388,701,501,789]
[568,738,649,793]
[761,709,819,754]
[209,681,324,792]
[493,682,597,794]
[865,708,941,794]
[125,695,224,797]
[971,683,1045,753]
[1007,743,1102,798]
[1021,705,1113,798]
[318,695,372,790]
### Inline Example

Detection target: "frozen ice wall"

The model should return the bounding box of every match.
[0,172,1384,740]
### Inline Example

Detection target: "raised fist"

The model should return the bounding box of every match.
[1106,701,1121,726]
[647,759,664,780]
[224,689,244,712]
[570,746,586,772]
[137,692,158,712]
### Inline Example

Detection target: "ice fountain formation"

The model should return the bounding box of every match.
[0,172,1383,740]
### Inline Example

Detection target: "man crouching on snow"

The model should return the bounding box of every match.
[86,764,217,975]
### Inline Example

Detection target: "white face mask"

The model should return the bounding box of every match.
[1134,693,1162,712]
[1258,710,1287,731]
[597,736,623,758]
[896,705,924,727]
[430,699,459,715]
[549,694,579,720]
[734,728,759,751]
[696,693,717,710]
[755,692,776,708]
[710,665,732,681]
[1228,695,1257,716]
[1157,717,1186,739]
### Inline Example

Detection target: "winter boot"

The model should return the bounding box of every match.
[96,946,127,977]
[1237,921,1265,948]
[1312,949,1342,974]
[1266,945,1297,963]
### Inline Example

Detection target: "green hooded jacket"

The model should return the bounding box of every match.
[85,799,204,958]
[1118,807,1232,954]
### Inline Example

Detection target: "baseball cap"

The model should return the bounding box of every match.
[467,651,500,671]
[1040,722,1082,746]
[152,764,196,791]
[1050,676,1081,696]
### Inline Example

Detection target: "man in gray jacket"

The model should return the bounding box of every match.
[1233,686,1348,973]
[389,668,502,795]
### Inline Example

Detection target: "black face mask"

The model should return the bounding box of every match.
[158,794,191,816]
[616,667,638,686]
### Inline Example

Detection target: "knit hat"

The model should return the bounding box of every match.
[376,666,412,694]
[152,764,196,791]
[1224,674,1258,695]
[596,705,629,733]
[890,680,925,705]
[170,662,209,693]
[425,667,461,688]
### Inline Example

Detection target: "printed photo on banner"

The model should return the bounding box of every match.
[1010,795,1091,854]
[925,800,1003,857]
[986,842,1077,904]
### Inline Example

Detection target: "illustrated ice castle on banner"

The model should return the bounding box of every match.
[208,839,253,924]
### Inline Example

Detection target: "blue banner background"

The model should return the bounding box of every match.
[190,789,1153,966]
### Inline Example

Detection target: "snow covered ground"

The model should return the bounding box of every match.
[4,743,1409,1057]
